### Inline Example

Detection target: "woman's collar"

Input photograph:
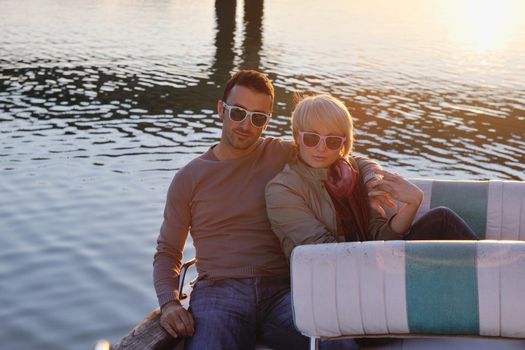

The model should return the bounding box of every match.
[293,156,329,181]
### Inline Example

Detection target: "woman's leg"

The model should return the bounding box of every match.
[404,206,479,240]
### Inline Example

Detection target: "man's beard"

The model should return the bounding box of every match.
[225,127,259,150]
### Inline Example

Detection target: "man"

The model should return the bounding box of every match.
[153,70,379,349]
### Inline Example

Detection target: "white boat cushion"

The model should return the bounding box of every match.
[383,180,525,240]
[291,241,525,338]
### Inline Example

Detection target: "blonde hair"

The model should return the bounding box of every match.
[291,94,354,158]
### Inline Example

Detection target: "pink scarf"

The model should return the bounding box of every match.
[325,158,370,241]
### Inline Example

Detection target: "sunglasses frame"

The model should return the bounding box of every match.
[222,102,271,128]
[299,131,346,150]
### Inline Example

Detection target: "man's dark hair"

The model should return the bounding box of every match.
[222,70,275,109]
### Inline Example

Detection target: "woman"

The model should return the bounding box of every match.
[265,94,477,260]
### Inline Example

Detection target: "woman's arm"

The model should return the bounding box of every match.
[265,179,336,260]
[367,208,405,240]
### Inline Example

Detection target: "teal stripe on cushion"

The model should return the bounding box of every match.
[430,181,489,239]
[406,242,479,335]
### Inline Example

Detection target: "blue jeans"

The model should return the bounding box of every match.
[185,276,358,350]
[404,206,479,240]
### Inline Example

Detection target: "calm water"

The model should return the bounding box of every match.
[1,0,524,349]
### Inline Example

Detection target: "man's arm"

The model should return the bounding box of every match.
[153,170,195,337]
[353,155,381,184]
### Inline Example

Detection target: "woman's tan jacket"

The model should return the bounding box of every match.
[265,157,399,260]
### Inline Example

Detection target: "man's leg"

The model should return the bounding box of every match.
[257,279,308,350]
[185,279,257,350]
[405,206,479,240]
[258,277,359,350]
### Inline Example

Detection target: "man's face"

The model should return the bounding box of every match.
[218,85,272,151]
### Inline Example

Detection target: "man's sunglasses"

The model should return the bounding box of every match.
[299,131,346,150]
[222,102,271,128]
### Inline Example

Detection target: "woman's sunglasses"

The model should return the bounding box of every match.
[299,131,346,150]
[222,102,271,128]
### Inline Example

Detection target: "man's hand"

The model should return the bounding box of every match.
[160,300,195,338]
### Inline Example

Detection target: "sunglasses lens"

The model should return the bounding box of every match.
[326,137,343,150]
[229,107,247,122]
[302,133,320,147]
[251,113,268,127]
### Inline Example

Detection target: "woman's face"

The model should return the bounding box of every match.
[296,119,346,168]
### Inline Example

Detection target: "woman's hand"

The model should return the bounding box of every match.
[366,179,397,217]
[372,169,423,207]
[367,169,423,236]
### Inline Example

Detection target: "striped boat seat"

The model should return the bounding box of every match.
[291,241,525,339]
[403,180,525,240]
